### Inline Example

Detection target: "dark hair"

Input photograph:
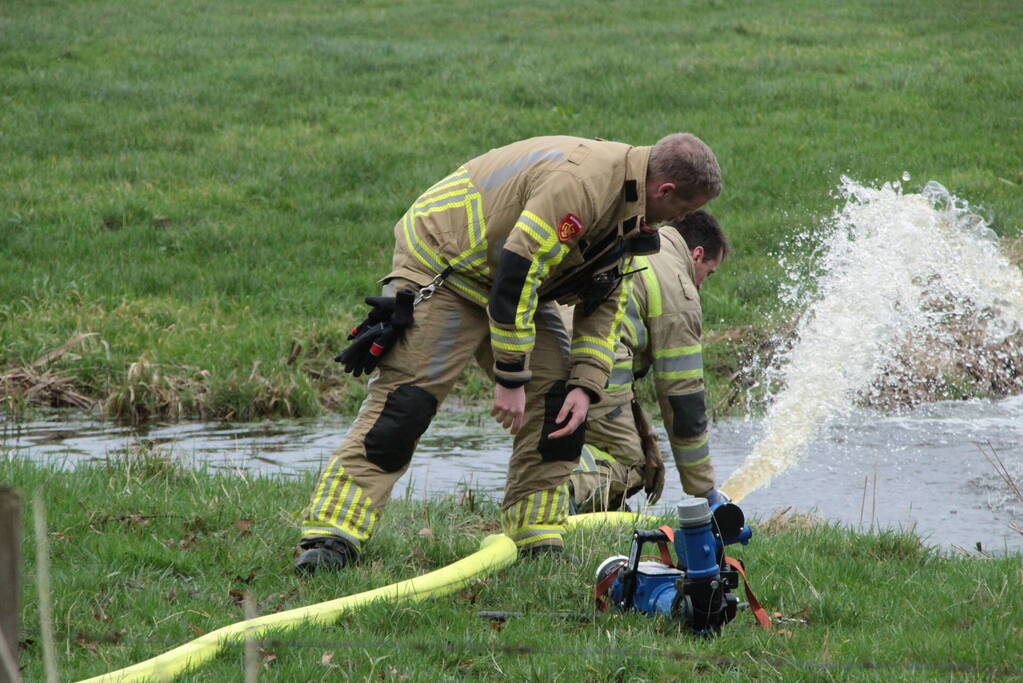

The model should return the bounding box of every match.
[668,210,729,261]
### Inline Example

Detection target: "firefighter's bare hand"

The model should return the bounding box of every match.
[492,384,526,434]
[549,387,591,439]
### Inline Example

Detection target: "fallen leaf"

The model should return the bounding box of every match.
[188,624,206,637]
[232,572,256,585]
[417,527,434,540]
[178,535,197,550]
[385,665,409,680]
[51,532,72,541]
[489,621,505,632]
[77,639,99,653]
[412,546,429,564]
[259,647,277,669]
[164,588,178,604]
[235,518,253,536]
[320,652,338,668]
[228,589,246,606]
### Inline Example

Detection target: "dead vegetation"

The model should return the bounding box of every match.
[757,506,824,536]
[0,333,97,413]
[864,301,1023,410]
[101,354,207,423]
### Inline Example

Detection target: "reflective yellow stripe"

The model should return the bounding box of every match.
[415,190,468,214]
[501,210,570,356]
[656,369,704,380]
[653,344,702,358]
[637,255,662,318]
[421,167,470,196]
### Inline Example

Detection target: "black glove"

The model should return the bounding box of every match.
[335,289,415,377]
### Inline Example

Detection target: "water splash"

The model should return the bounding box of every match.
[722,177,1023,503]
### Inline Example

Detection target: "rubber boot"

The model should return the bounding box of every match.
[520,544,580,565]
[295,536,356,575]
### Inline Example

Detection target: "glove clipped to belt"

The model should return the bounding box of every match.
[631,398,665,504]
[335,288,415,377]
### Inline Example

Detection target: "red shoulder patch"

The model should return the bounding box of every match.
[558,213,585,242]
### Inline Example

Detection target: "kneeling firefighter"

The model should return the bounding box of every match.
[294,134,723,573]
[569,211,731,514]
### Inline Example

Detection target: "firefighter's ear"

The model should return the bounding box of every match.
[652,181,676,198]
[691,245,705,263]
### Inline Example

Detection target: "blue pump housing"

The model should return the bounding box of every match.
[608,562,683,615]
[597,498,753,633]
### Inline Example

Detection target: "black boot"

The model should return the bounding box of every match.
[520,544,580,565]
[295,536,356,575]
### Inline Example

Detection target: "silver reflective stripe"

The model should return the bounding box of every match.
[401,212,448,273]
[422,168,469,195]
[576,445,599,473]
[654,352,703,375]
[490,327,535,348]
[477,148,566,190]
[415,194,468,214]
[428,307,463,383]
[535,304,571,356]
[623,295,646,352]
[516,211,555,242]
[607,365,634,389]
[671,440,710,466]
[571,339,613,361]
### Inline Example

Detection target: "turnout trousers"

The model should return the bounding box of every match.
[300,279,581,552]
[569,391,645,512]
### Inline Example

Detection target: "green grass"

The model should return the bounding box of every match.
[5,454,1021,681]
[2,0,1022,418]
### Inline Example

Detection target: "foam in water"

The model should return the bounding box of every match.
[722,177,1023,502]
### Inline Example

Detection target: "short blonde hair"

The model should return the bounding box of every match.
[648,133,722,201]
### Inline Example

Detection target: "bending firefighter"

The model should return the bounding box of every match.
[569,210,730,513]
[296,135,722,572]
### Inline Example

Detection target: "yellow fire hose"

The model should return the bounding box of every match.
[78,513,657,682]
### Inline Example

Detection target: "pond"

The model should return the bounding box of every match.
[4,394,1020,554]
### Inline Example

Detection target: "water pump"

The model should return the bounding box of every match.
[594,498,755,636]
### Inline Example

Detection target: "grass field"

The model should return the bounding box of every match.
[5,453,1022,681]
[3,0,1022,419]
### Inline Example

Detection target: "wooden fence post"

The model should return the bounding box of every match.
[0,487,21,683]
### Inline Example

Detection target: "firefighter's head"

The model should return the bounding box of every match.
[668,210,729,289]
[645,133,722,225]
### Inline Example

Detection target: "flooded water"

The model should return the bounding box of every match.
[4,396,1020,553]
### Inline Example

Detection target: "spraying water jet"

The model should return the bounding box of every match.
[723,177,1023,503]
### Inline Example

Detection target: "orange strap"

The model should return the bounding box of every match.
[724,556,772,629]
[657,525,675,566]
[594,564,622,611]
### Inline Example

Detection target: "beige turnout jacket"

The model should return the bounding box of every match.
[613,228,715,494]
[387,136,652,397]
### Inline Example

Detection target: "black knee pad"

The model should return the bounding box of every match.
[364,384,438,472]
[537,381,588,463]
[668,391,708,438]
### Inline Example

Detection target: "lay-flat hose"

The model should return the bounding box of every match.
[78,512,656,682]
[78,534,516,683]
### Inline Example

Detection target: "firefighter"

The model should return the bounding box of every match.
[296,134,722,573]
[569,210,729,513]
